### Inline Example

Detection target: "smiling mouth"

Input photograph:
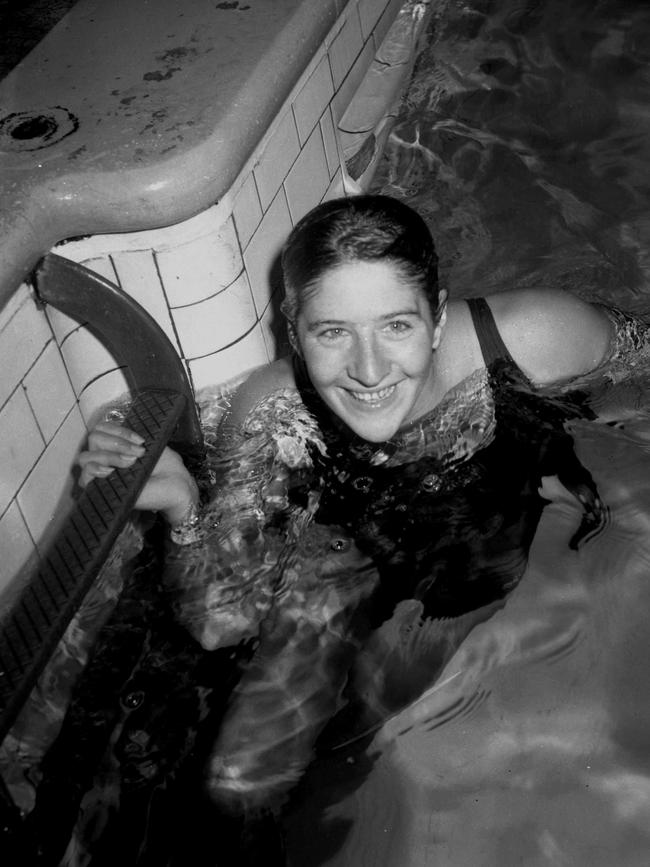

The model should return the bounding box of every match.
[346,385,396,404]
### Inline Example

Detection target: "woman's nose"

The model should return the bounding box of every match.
[348,336,389,385]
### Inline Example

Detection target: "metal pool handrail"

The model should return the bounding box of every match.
[0,254,205,837]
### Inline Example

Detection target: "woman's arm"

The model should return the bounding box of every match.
[77,421,199,524]
[162,384,324,651]
[486,289,616,386]
[76,358,295,529]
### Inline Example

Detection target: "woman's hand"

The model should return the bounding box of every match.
[78,421,199,524]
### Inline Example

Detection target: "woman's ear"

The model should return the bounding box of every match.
[287,321,302,356]
[432,290,448,350]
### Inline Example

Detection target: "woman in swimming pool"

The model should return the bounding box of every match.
[78,193,649,814]
[80,194,647,629]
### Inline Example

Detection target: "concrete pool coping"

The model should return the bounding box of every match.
[0,0,348,309]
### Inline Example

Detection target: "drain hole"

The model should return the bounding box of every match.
[10,115,58,141]
[0,106,78,152]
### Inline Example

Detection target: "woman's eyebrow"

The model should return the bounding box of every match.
[305,309,421,331]
[304,318,345,332]
[379,308,420,319]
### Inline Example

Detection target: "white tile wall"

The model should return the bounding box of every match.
[328,9,364,91]
[75,255,119,284]
[284,124,331,223]
[331,33,377,123]
[188,325,270,391]
[0,0,409,596]
[17,406,86,552]
[173,271,258,359]
[242,189,293,315]
[156,216,242,308]
[253,110,301,212]
[23,341,76,443]
[0,287,54,411]
[358,0,389,40]
[292,54,335,146]
[46,305,84,349]
[111,249,179,347]
[59,325,124,398]
[0,388,45,517]
[0,504,36,595]
[232,173,263,250]
[320,106,342,178]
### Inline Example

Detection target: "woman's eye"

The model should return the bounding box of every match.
[386,320,411,334]
[320,328,345,340]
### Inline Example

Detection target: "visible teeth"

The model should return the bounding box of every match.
[349,385,395,402]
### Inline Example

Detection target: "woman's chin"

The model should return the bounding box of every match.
[341,412,402,443]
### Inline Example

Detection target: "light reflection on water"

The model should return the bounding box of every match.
[282,0,650,863]
[284,416,650,867]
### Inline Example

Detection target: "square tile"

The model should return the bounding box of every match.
[111,249,180,349]
[17,406,87,551]
[174,272,258,359]
[23,342,76,442]
[331,36,376,124]
[243,189,293,316]
[358,0,391,41]
[320,106,342,178]
[155,217,243,308]
[284,126,331,224]
[188,326,270,391]
[0,288,53,411]
[46,306,80,346]
[254,111,300,212]
[233,172,263,251]
[60,326,121,397]
[292,54,334,145]
[328,9,364,91]
[0,389,45,515]
[0,503,36,595]
[79,254,119,279]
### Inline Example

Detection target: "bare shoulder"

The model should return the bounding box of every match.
[226,357,297,428]
[485,289,612,385]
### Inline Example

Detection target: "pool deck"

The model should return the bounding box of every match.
[0,0,345,308]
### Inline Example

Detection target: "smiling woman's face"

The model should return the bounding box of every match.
[295,259,442,442]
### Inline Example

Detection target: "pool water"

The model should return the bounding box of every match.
[372,0,650,313]
[7,1,650,864]
[280,0,650,863]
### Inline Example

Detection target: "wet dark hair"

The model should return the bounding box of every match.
[280,195,440,324]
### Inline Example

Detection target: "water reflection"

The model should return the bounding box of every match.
[374,0,650,311]
[281,0,650,863]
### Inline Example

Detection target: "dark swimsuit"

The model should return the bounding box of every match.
[466,296,519,370]
[292,296,600,619]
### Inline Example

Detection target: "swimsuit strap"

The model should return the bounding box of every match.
[466,297,517,368]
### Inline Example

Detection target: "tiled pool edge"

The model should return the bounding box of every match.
[0,0,347,307]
